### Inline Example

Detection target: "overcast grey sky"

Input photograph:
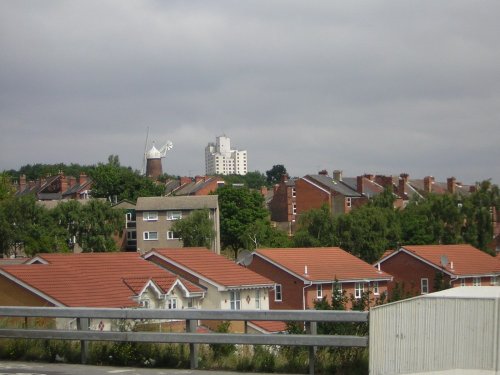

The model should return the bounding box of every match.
[1,1,499,184]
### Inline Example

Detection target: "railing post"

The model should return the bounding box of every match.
[186,319,198,369]
[76,317,89,364]
[306,321,317,375]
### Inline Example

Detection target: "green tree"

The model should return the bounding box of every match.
[89,156,164,202]
[292,205,336,247]
[76,199,124,252]
[0,173,15,201]
[216,186,268,257]
[171,209,215,249]
[266,164,287,185]
[240,219,291,250]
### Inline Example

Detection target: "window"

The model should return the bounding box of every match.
[166,211,182,221]
[166,298,177,309]
[274,284,282,302]
[255,290,261,309]
[167,231,180,240]
[291,187,296,197]
[143,211,158,221]
[473,277,481,286]
[421,278,429,294]
[230,291,241,310]
[373,281,379,295]
[292,203,297,215]
[126,212,135,221]
[460,278,466,287]
[354,282,364,299]
[140,299,150,308]
[332,281,343,293]
[491,277,498,286]
[143,231,158,240]
[127,231,137,240]
[346,197,352,208]
[316,284,323,299]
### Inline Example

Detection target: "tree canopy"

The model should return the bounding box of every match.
[171,209,215,249]
[266,164,288,185]
[216,185,268,257]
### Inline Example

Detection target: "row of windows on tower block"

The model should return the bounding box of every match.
[143,231,181,240]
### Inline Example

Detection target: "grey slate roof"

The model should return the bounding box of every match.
[305,174,363,197]
[136,195,219,211]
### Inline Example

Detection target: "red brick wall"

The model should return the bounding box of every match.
[194,179,221,195]
[269,182,290,222]
[379,252,448,297]
[295,178,330,216]
[247,256,304,310]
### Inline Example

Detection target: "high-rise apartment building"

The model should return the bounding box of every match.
[205,136,247,175]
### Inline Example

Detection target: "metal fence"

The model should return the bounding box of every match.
[0,307,368,375]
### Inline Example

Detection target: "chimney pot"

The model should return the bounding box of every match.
[333,170,343,181]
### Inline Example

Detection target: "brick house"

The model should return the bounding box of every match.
[295,170,367,218]
[374,244,500,297]
[165,176,225,196]
[135,196,221,254]
[245,247,392,310]
[268,175,297,234]
[16,172,92,201]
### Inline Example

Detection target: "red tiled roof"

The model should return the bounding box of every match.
[254,247,391,282]
[147,248,274,289]
[400,244,500,276]
[0,252,203,307]
[249,320,287,333]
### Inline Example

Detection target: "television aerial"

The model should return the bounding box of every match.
[237,249,253,267]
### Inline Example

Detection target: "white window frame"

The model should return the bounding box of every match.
[332,281,343,293]
[472,277,481,286]
[354,282,364,299]
[230,291,241,310]
[316,284,323,299]
[166,211,182,221]
[143,231,158,241]
[143,211,158,221]
[166,298,177,310]
[460,278,466,287]
[490,276,498,286]
[292,203,297,215]
[140,299,150,308]
[291,187,296,197]
[274,284,282,302]
[346,197,352,208]
[373,281,379,295]
[421,278,429,294]
[167,231,180,240]
[255,290,261,310]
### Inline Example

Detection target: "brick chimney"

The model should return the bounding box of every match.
[60,174,68,193]
[194,175,204,183]
[357,176,365,194]
[375,175,393,189]
[364,174,374,181]
[447,177,456,194]
[281,173,289,183]
[399,173,409,197]
[79,173,88,185]
[19,175,26,192]
[69,176,77,188]
[180,176,192,185]
[424,176,434,193]
[333,170,343,181]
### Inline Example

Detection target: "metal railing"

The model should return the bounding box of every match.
[0,307,368,375]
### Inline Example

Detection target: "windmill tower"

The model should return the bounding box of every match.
[145,141,173,179]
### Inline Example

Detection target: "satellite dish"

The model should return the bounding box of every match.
[440,255,449,268]
[237,249,253,266]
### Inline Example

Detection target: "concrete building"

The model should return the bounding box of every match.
[135,196,221,254]
[205,136,247,176]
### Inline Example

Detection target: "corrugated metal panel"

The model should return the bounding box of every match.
[370,293,500,374]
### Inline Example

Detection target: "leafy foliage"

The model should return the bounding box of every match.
[265,164,288,185]
[171,209,215,249]
[239,219,291,250]
[218,171,267,189]
[216,186,268,257]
